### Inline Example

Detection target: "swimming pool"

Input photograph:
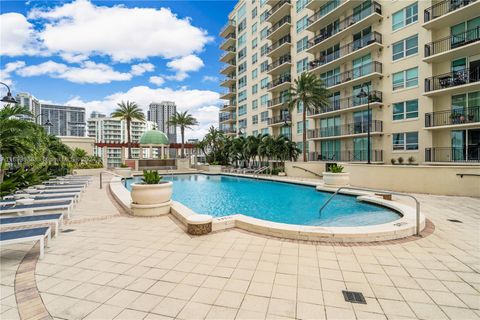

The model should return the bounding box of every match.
[125,174,401,227]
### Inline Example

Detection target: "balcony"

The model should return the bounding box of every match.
[268,74,292,92]
[424,28,480,63]
[266,0,291,23]
[423,0,479,30]
[220,20,236,38]
[425,147,480,163]
[267,15,291,41]
[268,115,291,126]
[220,62,236,75]
[220,89,236,100]
[221,103,237,112]
[220,128,237,135]
[308,149,383,162]
[424,67,480,96]
[308,91,383,118]
[220,76,236,87]
[220,33,236,50]
[309,32,382,74]
[307,1,382,54]
[307,0,360,32]
[308,120,383,140]
[220,47,236,63]
[267,35,292,58]
[268,96,291,109]
[219,113,236,123]
[322,61,383,91]
[267,55,292,75]
[425,106,480,129]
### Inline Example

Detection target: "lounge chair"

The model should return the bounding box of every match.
[0,227,51,259]
[0,213,63,237]
[0,194,77,206]
[0,200,73,219]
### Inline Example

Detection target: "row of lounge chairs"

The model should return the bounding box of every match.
[0,175,92,259]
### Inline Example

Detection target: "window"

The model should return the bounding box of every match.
[297,121,309,134]
[393,99,418,120]
[252,53,258,64]
[296,16,308,33]
[238,90,247,102]
[261,44,269,56]
[296,0,308,12]
[239,119,247,128]
[253,130,258,136]
[392,2,418,31]
[261,128,269,135]
[392,67,418,90]
[297,101,303,113]
[260,11,268,23]
[238,47,247,60]
[261,111,269,122]
[296,58,308,74]
[297,37,308,53]
[252,99,258,110]
[260,27,268,39]
[237,3,246,20]
[392,35,418,61]
[393,132,418,150]
[252,69,258,79]
[260,94,268,106]
[260,61,269,72]
[252,38,258,49]
[238,34,246,47]
[238,105,247,116]
[252,22,258,34]
[252,7,257,18]
[252,84,258,94]
[252,115,258,124]
[260,77,269,89]
[238,19,246,32]
[238,62,247,74]
[238,76,247,88]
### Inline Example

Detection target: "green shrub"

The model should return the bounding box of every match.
[408,156,415,164]
[397,157,404,165]
[142,170,162,184]
[390,158,396,165]
[119,164,129,168]
[329,164,344,173]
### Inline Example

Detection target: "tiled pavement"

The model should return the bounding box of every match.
[0,177,479,320]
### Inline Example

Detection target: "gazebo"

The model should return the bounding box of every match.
[138,130,170,159]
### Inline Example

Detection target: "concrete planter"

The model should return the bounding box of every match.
[130,181,173,216]
[322,172,350,187]
[115,167,132,178]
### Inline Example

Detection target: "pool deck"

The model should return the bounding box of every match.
[1,174,479,320]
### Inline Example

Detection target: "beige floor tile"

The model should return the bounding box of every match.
[191,287,221,304]
[398,288,434,303]
[151,297,186,318]
[297,287,323,305]
[214,290,244,309]
[324,306,355,319]
[84,304,123,320]
[66,282,101,299]
[408,302,449,320]
[224,279,250,293]
[247,282,273,297]
[144,313,174,320]
[240,294,270,313]
[205,306,237,320]
[236,309,266,320]
[56,299,100,320]
[129,293,163,312]
[296,302,326,320]
[441,306,480,320]
[231,268,255,281]
[415,278,449,292]
[114,308,148,320]
[167,284,198,300]
[321,279,347,292]
[85,285,121,303]
[143,268,169,281]
[371,284,403,300]
[427,290,468,307]
[274,273,297,287]
[126,278,156,293]
[181,273,207,286]
[355,311,387,320]
[378,299,415,318]
[108,274,137,288]
[177,301,212,320]
[106,289,142,307]
[271,284,296,301]
[146,281,177,297]
[443,280,479,295]
[267,298,296,318]
[162,270,187,283]
[202,276,228,290]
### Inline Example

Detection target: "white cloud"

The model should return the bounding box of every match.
[130,63,155,76]
[28,0,212,62]
[166,55,204,81]
[63,85,221,139]
[0,61,27,86]
[149,76,165,86]
[202,76,219,83]
[0,13,39,56]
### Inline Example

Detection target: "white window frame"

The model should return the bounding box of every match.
[392,34,418,61]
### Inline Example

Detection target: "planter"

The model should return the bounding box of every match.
[322,172,350,187]
[131,181,173,205]
[115,167,132,178]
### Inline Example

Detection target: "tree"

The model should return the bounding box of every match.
[111,101,145,159]
[288,72,330,161]
[73,148,88,164]
[168,111,198,158]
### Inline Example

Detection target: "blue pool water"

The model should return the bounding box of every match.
[125,174,401,227]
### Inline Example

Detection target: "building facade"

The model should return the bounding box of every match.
[147,101,177,143]
[15,92,41,122]
[40,104,86,137]
[219,0,480,164]
[87,116,157,167]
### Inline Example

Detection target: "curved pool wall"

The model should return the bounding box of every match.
[115,173,425,242]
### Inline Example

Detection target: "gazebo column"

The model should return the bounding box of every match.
[161,145,165,159]
[139,147,143,159]
[149,146,153,159]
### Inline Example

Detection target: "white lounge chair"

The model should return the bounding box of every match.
[0,213,63,237]
[0,195,77,206]
[0,200,74,219]
[0,227,51,259]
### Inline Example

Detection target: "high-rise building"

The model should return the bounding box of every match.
[90,111,107,119]
[40,104,86,137]
[219,0,480,164]
[15,92,41,122]
[87,116,157,167]
[147,101,177,143]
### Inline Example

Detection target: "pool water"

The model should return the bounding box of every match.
[125,174,401,227]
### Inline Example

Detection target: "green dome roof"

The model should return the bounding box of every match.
[139,130,169,145]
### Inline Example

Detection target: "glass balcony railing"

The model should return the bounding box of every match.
[309,91,383,116]
[308,149,383,162]
[322,61,382,88]
[308,120,383,138]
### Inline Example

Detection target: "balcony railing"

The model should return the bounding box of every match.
[268,96,291,108]
[425,147,480,162]
[267,35,291,53]
[308,1,382,49]
[220,76,236,83]
[425,106,480,127]
[220,128,237,134]
[220,47,236,58]
[424,0,477,23]
[220,33,236,47]
[220,89,236,96]
[425,27,480,57]
[220,20,236,35]
[309,32,382,70]
[308,0,342,25]
[268,55,292,71]
[309,91,383,116]
[267,15,291,36]
[268,115,291,125]
[219,113,236,122]
[268,74,292,89]
[308,149,383,162]
[322,61,382,88]
[266,0,291,20]
[308,120,383,138]
[425,67,480,92]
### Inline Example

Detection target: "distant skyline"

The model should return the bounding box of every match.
[0,0,236,139]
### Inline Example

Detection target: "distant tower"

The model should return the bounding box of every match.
[147,101,177,143]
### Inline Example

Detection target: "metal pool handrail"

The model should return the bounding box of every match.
[99,171,125,189]
[292,165,323,178]
[319,186,421,236]
[254,166,270,178]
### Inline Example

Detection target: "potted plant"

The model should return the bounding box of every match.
[115,163,132,178]
[131,170,173,206]
[397,157,404,165]
[390,158,396,165]
[322,164,350,187]
[408,156,415,165]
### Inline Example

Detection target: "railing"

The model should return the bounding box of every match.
[220,47,236,59]
[219,113,236,122]
[220,19,236,35]
[308,0,342,24]
[308,1,382,49]
[424,0,477,23]
[425,106,480,127]
[221,103,236,110]
[322,61,382,88]
[308,150,383,162]
[425,27,480,57]
[220,62,236,73]
[267,15,291,36]
[220,76,236,83]
[425,67,480,92]
[220,89,236,96]
[319,186,422,235]
[220,33,236,47]
[292,165,322,178]
[220,128,237,134]
[309,91,383,116]
[268,115,291,125]
[254,166,270,178]
[268,55,292,71]
[266,0,291,20]
[268,74,292,89]
[268,96,291,108]
[308,120,383,138]
[309,32,382,70]
[267,35,291,53]
[425,147,480,162]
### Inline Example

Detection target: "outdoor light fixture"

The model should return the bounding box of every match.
[0,82,17,104]
[44,119,54,126]
[356,86,371,164]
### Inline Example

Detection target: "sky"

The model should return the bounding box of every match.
[0,0,236,139]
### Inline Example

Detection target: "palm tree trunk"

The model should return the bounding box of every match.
[181,127,185,158]
[127,119,132,159]
[302,106,307,162]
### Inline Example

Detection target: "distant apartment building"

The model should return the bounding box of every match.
[90,111,107,119]
[87,116,157,167]
[219,0,480,164]
[15,92,41,122]
[40,104,86,137]
[147,101,177,143]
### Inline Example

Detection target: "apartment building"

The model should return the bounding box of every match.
[40,104,86,137]
[219,0,480,164]
[148,101,177,143]
[87,116,157,167]
[16,92,41,122]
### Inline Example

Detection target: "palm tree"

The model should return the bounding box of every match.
[111,101,145,159]
[288,72,330,161]
[73,148,87,164]
[168,111,198,158]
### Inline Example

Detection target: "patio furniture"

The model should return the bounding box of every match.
[0,227,51,259]
[0,200,73,219]
[0,213,63,237]
[0,194,77,206]
[186,214,213,235]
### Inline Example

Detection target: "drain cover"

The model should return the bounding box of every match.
[61,229,76,233]
[342,290,367,304]
[447,219,463,223]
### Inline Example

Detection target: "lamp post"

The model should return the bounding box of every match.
[0,82,18,103]
[356,85,371,164]
[34,113,54,134]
